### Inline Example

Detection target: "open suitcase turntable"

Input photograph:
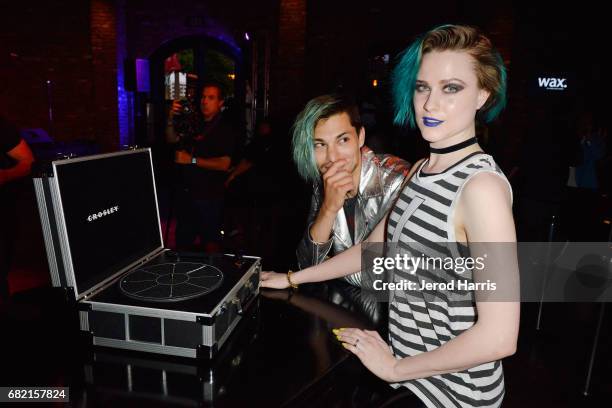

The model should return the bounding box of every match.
[34,148,260,359]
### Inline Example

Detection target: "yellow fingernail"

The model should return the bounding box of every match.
[335,335,341,341]
[341,342,349,349]
[332,329,340,335]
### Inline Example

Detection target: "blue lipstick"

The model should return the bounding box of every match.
[423,117,444,127]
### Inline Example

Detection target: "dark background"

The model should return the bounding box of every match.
[1,2,612,406]
[1,0,607,154]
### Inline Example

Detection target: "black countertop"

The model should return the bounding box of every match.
[1,281,407,407]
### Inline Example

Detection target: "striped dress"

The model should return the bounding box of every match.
[386,152,512,408]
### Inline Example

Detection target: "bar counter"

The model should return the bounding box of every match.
[1,281,411,407]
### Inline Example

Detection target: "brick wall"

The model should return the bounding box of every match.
[1,1,96,144]
[90,0,120,151]
[0,1,123,151]
[1,0,282,150]
[272,0,306,118]
[124,0,278,60]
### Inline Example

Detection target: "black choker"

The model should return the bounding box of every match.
[430,137,478,154]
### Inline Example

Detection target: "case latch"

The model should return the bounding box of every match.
[231,297,243,315]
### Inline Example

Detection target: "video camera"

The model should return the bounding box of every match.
[172,97,200,151]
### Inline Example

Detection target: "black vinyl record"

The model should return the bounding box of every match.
[119,262,224,302]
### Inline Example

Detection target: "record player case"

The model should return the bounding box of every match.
[33,149,260,359]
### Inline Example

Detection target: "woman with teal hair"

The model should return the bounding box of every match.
[262,24,519,408]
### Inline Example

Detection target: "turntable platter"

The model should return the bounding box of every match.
[119,262,224,302]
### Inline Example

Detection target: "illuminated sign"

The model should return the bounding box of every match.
[537,77,568,91]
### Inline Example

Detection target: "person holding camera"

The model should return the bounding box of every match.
[167,82,238,253]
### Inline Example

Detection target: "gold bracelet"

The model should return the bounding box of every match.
[287,271,298,289]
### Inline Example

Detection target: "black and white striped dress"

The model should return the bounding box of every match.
[386,152,512,408]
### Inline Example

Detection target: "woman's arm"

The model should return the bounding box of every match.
[339,172,520,382]
[260,213,388,288]
[262,159,422,289]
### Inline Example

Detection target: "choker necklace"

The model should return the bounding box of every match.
[430,136,478,154]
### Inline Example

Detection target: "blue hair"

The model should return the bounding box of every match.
[391,33,425,128]
[292,95,361,182]
[481,51,507,123]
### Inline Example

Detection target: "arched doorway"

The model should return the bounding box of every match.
[146,35,244,150]
[143,35,243,248]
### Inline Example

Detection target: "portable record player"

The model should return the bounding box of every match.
[33,148,260,359]
[82,298,260,405]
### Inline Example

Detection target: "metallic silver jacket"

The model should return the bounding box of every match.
[296,146,410,286]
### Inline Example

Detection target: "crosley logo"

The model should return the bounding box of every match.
[87,206,119,222]
[538,77,567,91]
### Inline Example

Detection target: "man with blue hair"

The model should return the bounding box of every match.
[294,94,410,287]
